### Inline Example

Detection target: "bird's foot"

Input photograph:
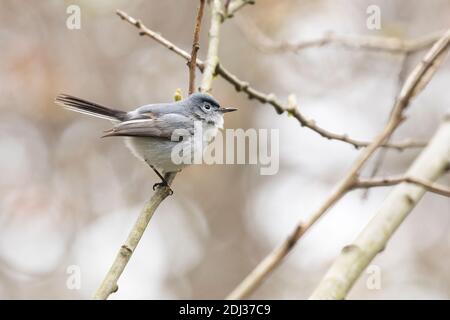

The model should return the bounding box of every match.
[152,181,173,195]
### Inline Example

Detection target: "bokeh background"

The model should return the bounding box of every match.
[0,0,449,299]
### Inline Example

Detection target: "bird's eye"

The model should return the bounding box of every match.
[204,103,211,110]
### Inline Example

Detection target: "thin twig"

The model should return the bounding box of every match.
[188,0,206,94]
[93,1,210,299]
[310,117,450,299]
[226,29,450,300]
[354,175,450,197]
[224,0,255,18]
[236,18,445,54]
[115,10,427,151]
[116,10,195,63]
[362,52,411,199]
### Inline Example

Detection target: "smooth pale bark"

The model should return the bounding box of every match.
[310,116,450,300]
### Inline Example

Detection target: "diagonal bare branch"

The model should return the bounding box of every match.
[226,29,450,300]
[92,174,175,299]
[310,116,450,299]
[115,9,427,151]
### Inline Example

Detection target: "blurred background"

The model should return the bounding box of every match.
[0,0,449,299]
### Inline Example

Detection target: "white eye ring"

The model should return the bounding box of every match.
[204,103,211,110]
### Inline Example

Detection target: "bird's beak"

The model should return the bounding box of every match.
[218,107,237,113]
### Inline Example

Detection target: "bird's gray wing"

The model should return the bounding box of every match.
[102,113,194,140]
[128,102,190,119]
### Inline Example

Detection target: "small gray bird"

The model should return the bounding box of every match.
[55,93,236,193]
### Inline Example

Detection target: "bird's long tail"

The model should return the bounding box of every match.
[55,94,127,121]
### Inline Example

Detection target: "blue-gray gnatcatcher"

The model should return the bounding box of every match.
[55,93,237,193]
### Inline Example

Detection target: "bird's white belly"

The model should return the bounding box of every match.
[124,137,185,173]
[124,123,220,173]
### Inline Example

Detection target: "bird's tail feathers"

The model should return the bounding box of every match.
[55,94,127,121]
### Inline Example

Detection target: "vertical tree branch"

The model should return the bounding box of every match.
[200,0,222,93]
[226,29,450,300]
[310,116,450,299]
[188,0,206,94]
[93,1,209,299]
